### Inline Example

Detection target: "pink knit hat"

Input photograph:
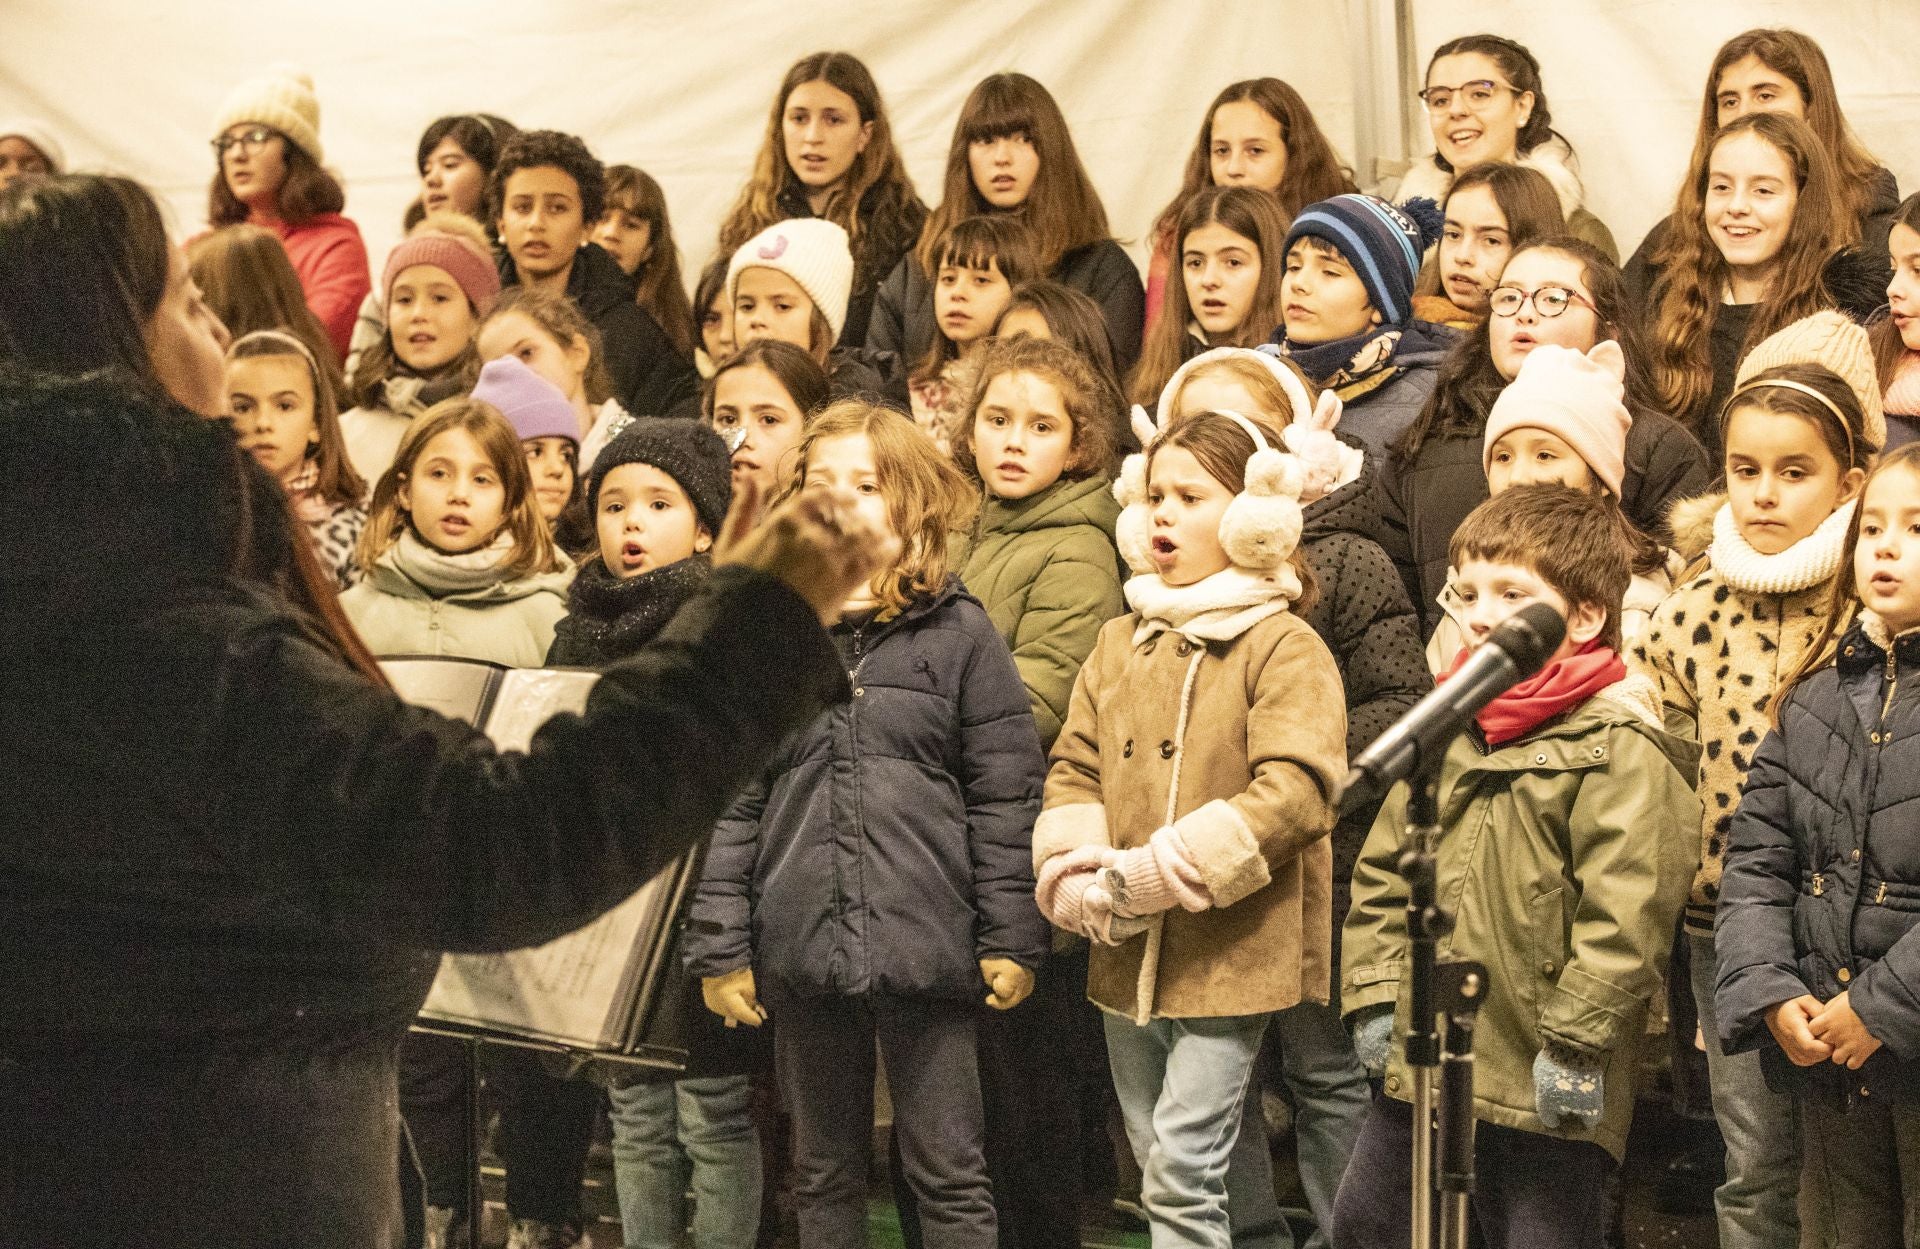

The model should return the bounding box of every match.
[470,356,578,446]
[382,235,501,316]
[1483,340,1633,497]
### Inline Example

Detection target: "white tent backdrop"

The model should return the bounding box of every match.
[2,1,1916,289]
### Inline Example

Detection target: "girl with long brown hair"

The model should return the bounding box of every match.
[1632,111,1881,458]
[718,52,927,348]
[866,72,1145,377]
[1872,191,1920,451]
[1129,185,1291,407]
[189,223,347,383]
[595,164,697,360]
[1144,79,1357,331]
[1627,27,1901,276]
[1410,161,1564,327]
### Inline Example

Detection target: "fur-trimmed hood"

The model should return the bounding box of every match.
[1667,490,1724,563]
[1396,134,1591,222]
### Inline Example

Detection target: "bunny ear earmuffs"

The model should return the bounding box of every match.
[1112,404,1307,580]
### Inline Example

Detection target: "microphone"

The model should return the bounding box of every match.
[1338,601,1566,814]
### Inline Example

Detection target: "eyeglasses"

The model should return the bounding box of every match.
[211,126,276,156]
[1489,285,1597,319]
[1417,80,1521,114]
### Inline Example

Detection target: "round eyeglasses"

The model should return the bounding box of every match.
[1489,285,1596,319]
[211,126,276,156]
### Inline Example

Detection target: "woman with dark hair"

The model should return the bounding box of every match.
[1144,77,1359,331]
[1626,27,1901,274]
[208,67,370,360]
[866,73,1146,378]
[408,112,519,234]
[719,51,928,349]
[1384,236,1712,632]
[1395,34,1618,262]
[0,172,893,1249]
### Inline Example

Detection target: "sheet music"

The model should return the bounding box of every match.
[380,658,685,1053]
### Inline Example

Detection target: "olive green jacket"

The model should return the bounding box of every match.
[1341,675,1701,1160]
[952,476,1125,750]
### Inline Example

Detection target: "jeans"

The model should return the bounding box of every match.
[1330,1094,1613,1249]
[608,1074,761,1249]
[1105,1011,1270,1249]
[775,994,995,1249]
[1692,932,1801,1249]
[1224,1002,1372,1249]
[1800,1084,1920,1247]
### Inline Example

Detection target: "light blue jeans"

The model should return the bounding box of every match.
[1692,932,1801,1249]
[1106,1012,1271,1249]
[1224,1001,1372,1249]
[606,1074,761,1249]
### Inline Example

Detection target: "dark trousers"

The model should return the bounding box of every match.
[485,1048,600,1226]
[1330,1095,1614,1249]
[397,1033,598,1227]
[895,947,1101,1249]
[1801,1090,1920,1248]
[774,993,995,1249]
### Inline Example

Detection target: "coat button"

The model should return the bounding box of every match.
[853,688,865,698]
[1123,740,1134,758]
[1852,849,1862,862]
[1386,1075,1401,1093]
[1160,741,1175,759]
[1591,747,1605,758]
[1862,1085,1873,1098]
[1534,753,1548,765]
[1838,968,1852,983]
[1541,961,1557,976]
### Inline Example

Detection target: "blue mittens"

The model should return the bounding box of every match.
[1351,1006,1394,1076]
[1533,1047,1605,1129]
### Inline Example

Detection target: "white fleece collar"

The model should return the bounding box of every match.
[1125,565,1299,646]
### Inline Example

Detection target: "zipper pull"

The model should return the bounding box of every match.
[1878,881,1889,905]
[1812,873,1825,897]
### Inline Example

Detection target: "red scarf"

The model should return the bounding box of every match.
[1441,638,1626,746]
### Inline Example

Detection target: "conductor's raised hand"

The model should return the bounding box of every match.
[715,475,899,626]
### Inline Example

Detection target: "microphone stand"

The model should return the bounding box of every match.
[1395,753,1489,1249]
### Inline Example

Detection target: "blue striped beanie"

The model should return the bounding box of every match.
[1282,194,1444,327]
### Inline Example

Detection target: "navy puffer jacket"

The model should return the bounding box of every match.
[1717,617,1920,1104]
[685,577,1050,1002]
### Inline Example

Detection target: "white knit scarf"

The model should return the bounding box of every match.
[391,528,516,596]
[1709,498,1856,595]
[1124,565,1300,646]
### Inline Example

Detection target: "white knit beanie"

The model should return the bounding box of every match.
[0,118,64,173]
[1483,340,1633,497]
[726,218,854,341]
[212,66,324,165]
[1734,310,1886,452]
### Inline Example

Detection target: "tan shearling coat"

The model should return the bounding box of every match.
[1036,609,1346,1022]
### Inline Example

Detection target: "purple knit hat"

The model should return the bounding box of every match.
[471,356,579,445]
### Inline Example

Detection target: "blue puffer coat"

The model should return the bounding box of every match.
[684,577,1050,1002]
[1717,616,1920,1105]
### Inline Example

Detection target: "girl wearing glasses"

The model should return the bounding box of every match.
[1395,35,1619,265]
[1384,237,1712,637]
[1630,112,1885,462]
[208,68,369,364]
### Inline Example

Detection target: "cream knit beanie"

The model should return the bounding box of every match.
[1734,311,1886,451]
[213,66,324,165]
[725,218,854,341]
